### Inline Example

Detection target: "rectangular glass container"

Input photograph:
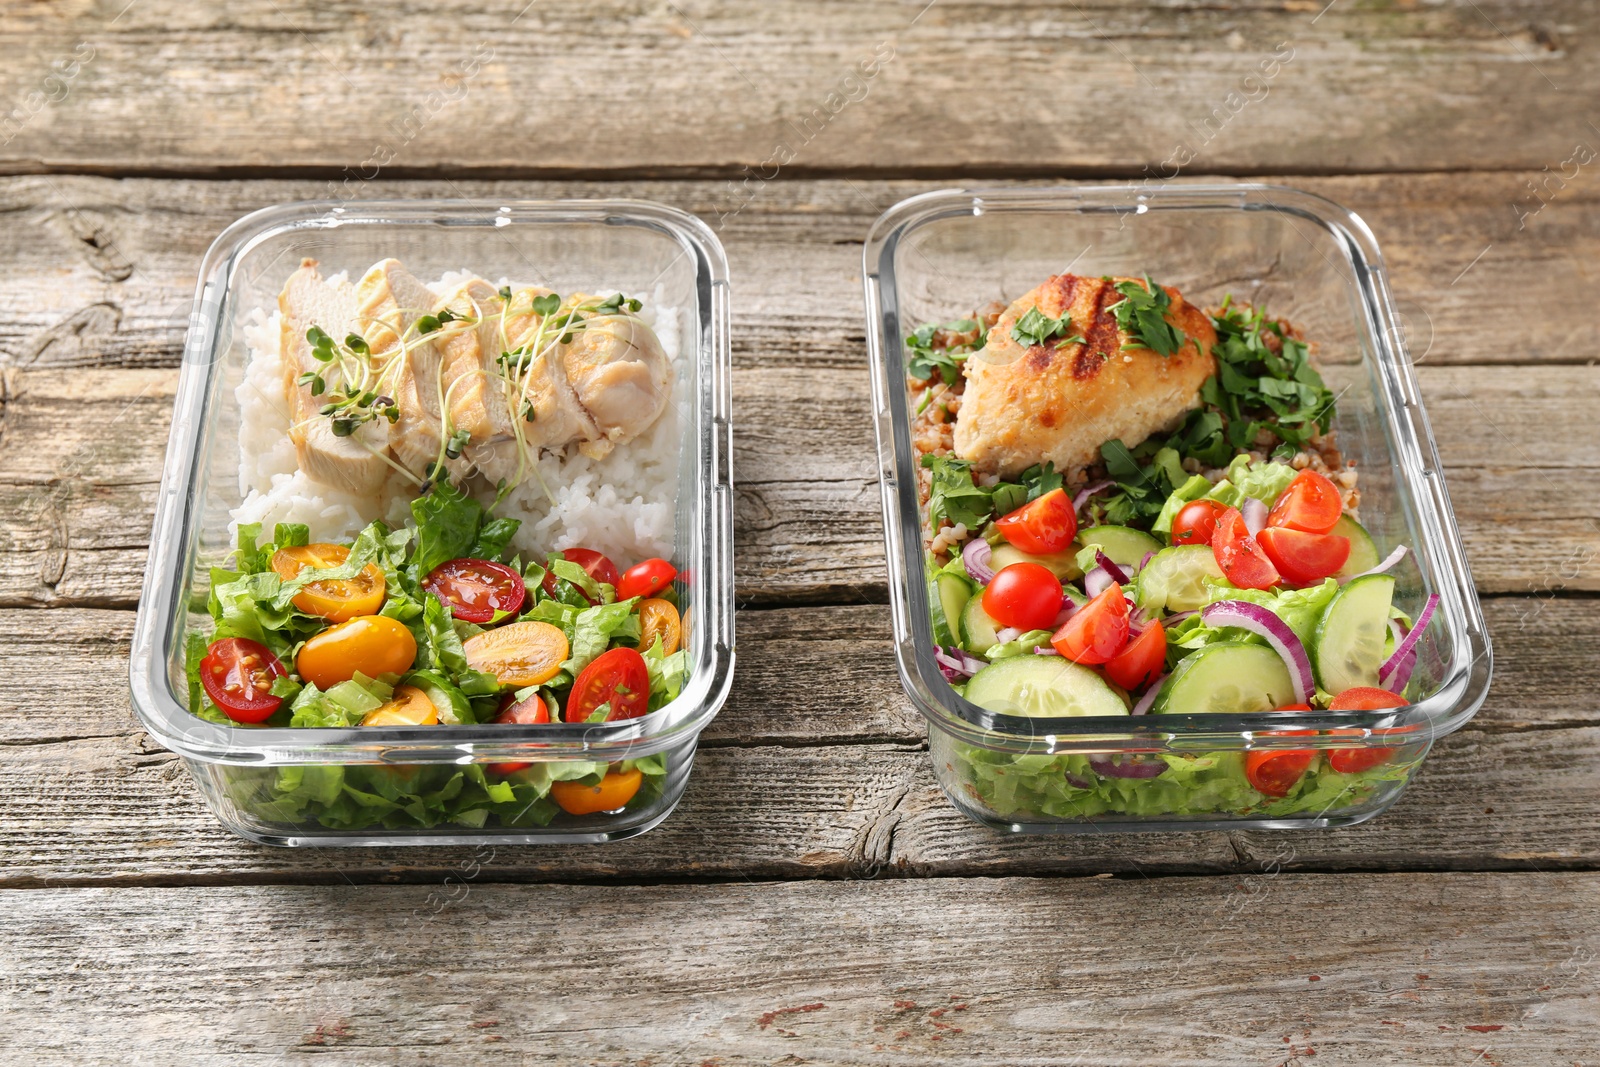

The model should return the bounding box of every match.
[129,199,734,846]
[863,184,1491,833]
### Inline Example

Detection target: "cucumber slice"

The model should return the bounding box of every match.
[1315,573,1396,693]
[931,572,972,646]
[1157,642,1296,715]
[991,542,1083,580]
[960,596,1001,654]
[1077,525,1164,572]
[964,654,1128,718]
[1135,545,1224,614]
[1331,514,1379,582]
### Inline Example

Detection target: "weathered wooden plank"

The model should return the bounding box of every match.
[0,596,1595,886]
[2,873,1597,1063]
[2,359,1597,605]
[2,174,1596,373]
[1,2,1590,176]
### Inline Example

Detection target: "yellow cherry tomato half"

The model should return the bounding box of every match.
[296,614,418,690]
[550,768,644,815]
[271,543,386,621]
[463,620,569,687]
[637,597,682,656]
[361,684,438,727]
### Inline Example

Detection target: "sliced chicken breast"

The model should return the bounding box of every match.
[277,259,393,495]
[953,274,1217,480]
[354,259,451,478]
[559,297,673,459]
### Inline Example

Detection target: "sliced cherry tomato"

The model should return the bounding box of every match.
[361,684,438,727]
[1210,506,1281,590]
[1267,469,1343,534]
[617,557,678,601]
[541,547,621,604]
[1102,619,1166,691]
[551,767,644,815]
[1243,703,1316,797]
[295,615,418,691]
[1258,527,1351,585]
[566,647,650,723]
[1050,583,1130,665]
[994,488,1078,555]
[422,557,526,624]
[463,620,569,687]
[199,637,287,723]
[1327,687,1409,772]
[270,543,386,621]
[1171,498,1228,547]
[982,562,1064,631]
[638,597,682,655]
[487,692,552,776]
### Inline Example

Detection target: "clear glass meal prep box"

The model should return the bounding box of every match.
[864,184,1492,833]
[129,199,734,846]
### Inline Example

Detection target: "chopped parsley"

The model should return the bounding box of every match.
[1108,276,1188,357]
[906,318,985,385]
[1010,307,1084,349]
[1205,298,1335,450]
[921,454,1062,530]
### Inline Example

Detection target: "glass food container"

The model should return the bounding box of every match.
[129,199,734,846]
[863,184,1491,833]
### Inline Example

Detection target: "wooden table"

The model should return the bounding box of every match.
[2,2,1596,1063]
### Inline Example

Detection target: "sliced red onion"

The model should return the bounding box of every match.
[1088,754,1168,779]
[1346,544,1408,582]
[1379,593,1438,691]
[962,536,995,585]
[1163,609,1197,625]
[1200,600,1314,706]
[1052,599,1078,627]
[1388,618,1407,648]
[1033,644,1060,656]
[1242,497,1268,535]
[1380,649,1418,692]
[1073,480,1114,511]
[933,645,988,681]
[1064,771,1093,790]
[1130,674,1168,716]
[1138,550,1156,573]
[996,626,1023,643]
[1083,566,1112,599]
[1094,550,1129,586]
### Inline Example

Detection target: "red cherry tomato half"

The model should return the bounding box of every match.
[1243,703,1316,797]
[1210,506,1281,590]
[1050,583,1130,665]
[199,637,287,724]
[487,691,552,776]
[1102,619,1166,691]
[1170,498,1228,547]
[994,488,1078,555]
[1326,686,1408,773]
[541,547,621,604]
[982,562,1064,632]
[1267,469,1343,534]
[422,557,527,624]
[566,647,651,723]
[1258,527,1350,585]
[616,557,678,601]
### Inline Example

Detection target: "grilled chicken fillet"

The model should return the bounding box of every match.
[953,274,1217,479]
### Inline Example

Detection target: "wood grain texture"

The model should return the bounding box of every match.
[0,2,1590,177]
[0,597,1592,886]
[3,873,1597,1064]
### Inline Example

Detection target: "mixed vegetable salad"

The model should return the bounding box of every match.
[187,483,688,829]
[911,297,1440,820]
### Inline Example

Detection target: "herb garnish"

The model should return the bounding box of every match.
[921,454,1062,530]
[1203,298,1334,451]
[1009,307,1084,349]
[1108,276,1188,357]
[906,318,985,386]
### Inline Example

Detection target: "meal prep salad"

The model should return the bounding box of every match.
[185,257,690,830]
[909,273,1438,820]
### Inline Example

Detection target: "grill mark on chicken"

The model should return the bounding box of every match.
[1024,273,1083,372]
[1074,278,1119,381]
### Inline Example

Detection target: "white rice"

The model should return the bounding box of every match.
[231,275,681,565]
